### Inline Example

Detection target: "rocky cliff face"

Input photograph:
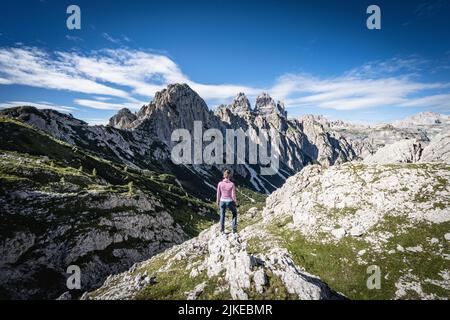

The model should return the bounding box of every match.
[420,135,450,163]
[361,133,450,165]
[0,118,218,299]
[215,93,357,173]
[262,162,450,299]
[108,108,137,129]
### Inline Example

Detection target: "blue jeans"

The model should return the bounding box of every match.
[219,200,237,233]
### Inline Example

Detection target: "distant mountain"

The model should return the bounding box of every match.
[306,114,445,159]
[392,111,450,128]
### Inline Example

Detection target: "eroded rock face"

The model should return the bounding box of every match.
[254,93,287,118]
[364,139,423,164]
[297,115,356,166]
[87,160,450,300]
[263,163,450,242]
[0,191,187,300]
[215,93,357,173]
[261,161,450,299]
[109,108,137,129]
[133,84,224,145]
[420,135,450,164]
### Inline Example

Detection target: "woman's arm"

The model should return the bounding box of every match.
[232,183,237,204]
[216,182,221,206]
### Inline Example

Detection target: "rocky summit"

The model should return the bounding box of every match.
[0,83,449,300]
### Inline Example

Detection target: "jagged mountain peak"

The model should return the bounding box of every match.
[228,92,252,114]
[154,83,199,102]
[254,92,287,118]
[109,83,214,133]
[108,108,137,129]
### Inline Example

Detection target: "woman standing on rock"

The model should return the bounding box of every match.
[216,169,238,234]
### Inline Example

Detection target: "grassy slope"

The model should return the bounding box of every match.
[264,163,450,300]
[0,117,218,237]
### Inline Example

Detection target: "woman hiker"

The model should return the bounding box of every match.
[216,169,238,234]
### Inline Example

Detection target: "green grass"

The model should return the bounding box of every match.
[131,252,234,300]
[265,215,450,300]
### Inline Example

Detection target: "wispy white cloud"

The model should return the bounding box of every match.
[0,47,129,98]
[344,56,430,78]
[270,73,450,111]
[74,99,144,110]
[65,35,83,42]
[0,46,261,106]
[101,33,121,44]
[0,101,76,113]
[0,46,449,113]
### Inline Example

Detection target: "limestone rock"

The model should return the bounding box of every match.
[108,108,137,129]
[364,139,423,164]
[420,135,450,164]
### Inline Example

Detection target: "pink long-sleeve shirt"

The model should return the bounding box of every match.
[216,179,236,203]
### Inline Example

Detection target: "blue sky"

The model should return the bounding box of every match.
[0,0,449,124]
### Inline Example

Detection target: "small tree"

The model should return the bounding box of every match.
[124,165,128,173]
[78,165,83,173]
[92,168,97,177]
[60,177,66,186]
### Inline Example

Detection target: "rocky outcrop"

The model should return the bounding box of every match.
[0,186,187,299]
[108,108,137,129]
[88,160,450,300]
[261,162,450,299]
[133,84,224,145]
[263,163,449,240]
[364,139,423,164]
[86,224,343,300]
[420,135,450,164]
